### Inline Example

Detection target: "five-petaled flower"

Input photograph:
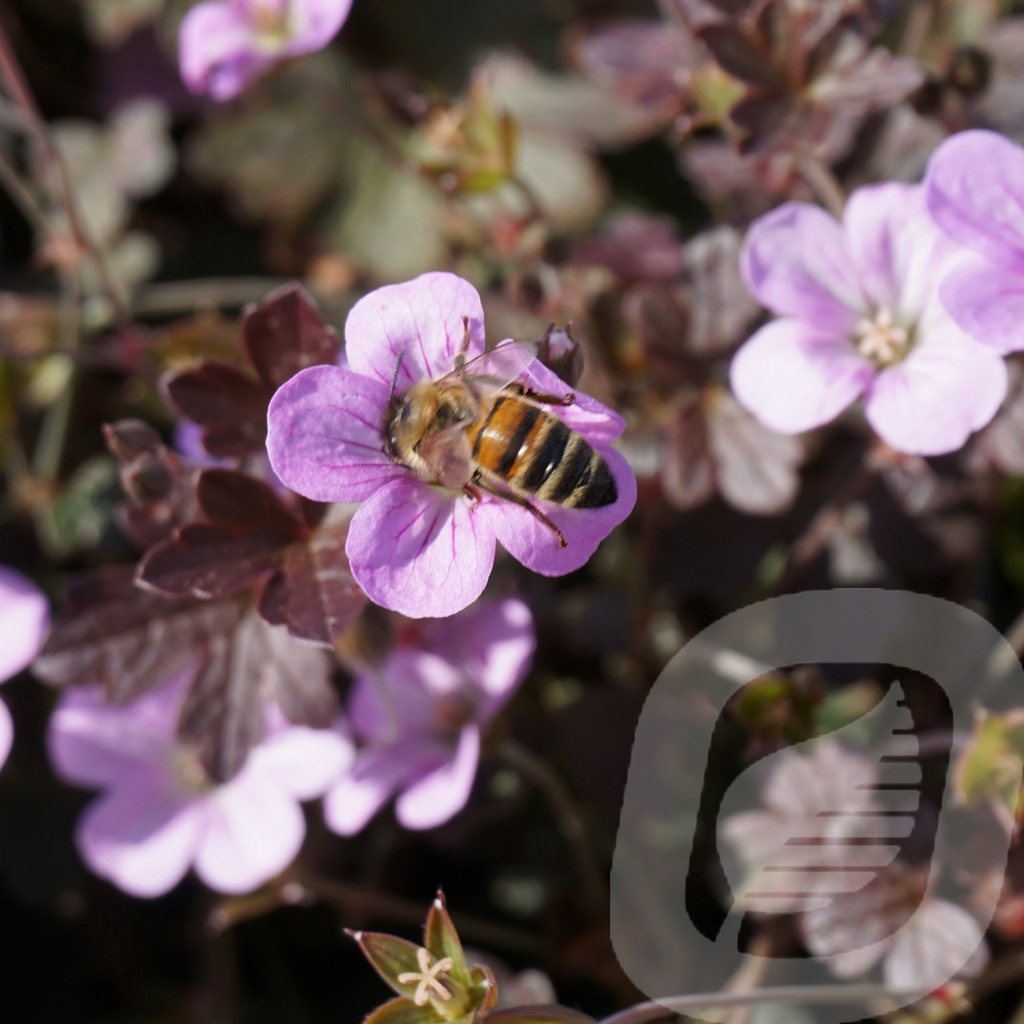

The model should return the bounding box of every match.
[323,597,535,833]
[266,272,636,618]
[397,947,456,1007]
[925,129,1024,355]
[0,567,49,771]
[48,670,353,897]
[730,182,1007,456]
[179,0,353,102]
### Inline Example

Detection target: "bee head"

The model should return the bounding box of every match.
[383,382,440,464]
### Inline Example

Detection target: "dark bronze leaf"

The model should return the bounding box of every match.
[196,469,306,537]
[698,25,782,88]
[241,283,341,390]
[34,565,243,705]
[161,361,272,432]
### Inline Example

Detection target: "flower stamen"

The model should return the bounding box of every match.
[398,947,456,1006]
[854,308,911,367]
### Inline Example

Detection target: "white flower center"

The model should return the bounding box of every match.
[853,307,912,368]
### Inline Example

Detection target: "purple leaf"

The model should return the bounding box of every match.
[699,25,782,88]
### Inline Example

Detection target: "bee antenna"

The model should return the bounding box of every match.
[388,353,404,402]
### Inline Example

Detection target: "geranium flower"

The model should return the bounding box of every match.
[0,568,49,769]
[266,272,636,618]
[323,597,534,833]
[179,0,353,102]
[48,672,353,897]
[925,129,1024,354]
[730,182,1007,455]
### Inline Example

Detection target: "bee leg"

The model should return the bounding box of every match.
[504,382,575,407]
[475,476,567,548]
[463,483,484,510]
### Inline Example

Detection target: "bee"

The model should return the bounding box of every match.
[383,321,617,548]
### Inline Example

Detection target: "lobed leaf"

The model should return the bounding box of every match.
[698,25,782,88]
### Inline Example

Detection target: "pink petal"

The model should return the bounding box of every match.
[426,598,535,716]
[0,567,48,683]
[345,479,497,618]
[0,699,11,770]
[322,741,444,835]
[730,319,873,435]
[349,652,457,740]
[77,779,204,898]
[926,130,1024,271]
[344,273,487,391]
[478,443,636,577]
[884,899,989,992]
[248,721,354,800]
[940,256,1024,353]
[178,1,267,101]
[266,365,403,502]
[49,684,181,788]
[844,182,957,319]
[195,775,305,893]
[396,725,481,830]
[741,202,864,330]
[282,0,353,53]
[517,358,627,444]
[865,327,1007,455]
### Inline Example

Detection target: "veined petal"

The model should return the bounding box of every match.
[865,327,1007,455]
[478,442,636,577]
[344,273,487,390]
[0,567,48,683]
[196,775,305,893]
[926,130,1024,272]
[266,365,402,502]
[940,256,1024,353]
[844,182,958,320]
[346,480,497,618]
[741,202,864,329]
[178,1,263,101]
[730,319,873,435]
[76,779,204,898]
[396,725,481,830]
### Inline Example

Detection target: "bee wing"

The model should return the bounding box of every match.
[439,339,541,389]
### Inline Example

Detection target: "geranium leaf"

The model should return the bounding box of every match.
[196,469,306,537]
[698,25,781,88]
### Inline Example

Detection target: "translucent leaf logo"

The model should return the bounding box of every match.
[611,590,1023,1022]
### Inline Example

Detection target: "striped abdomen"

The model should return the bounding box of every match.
[468,394,617,509]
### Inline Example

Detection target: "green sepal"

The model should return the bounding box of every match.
[348,929,426,1002]
[424,890,470,987]
[363,997,441,1024]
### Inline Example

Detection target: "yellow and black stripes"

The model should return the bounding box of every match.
[469,396,617,509]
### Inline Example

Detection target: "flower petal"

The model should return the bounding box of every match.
[48,683,181,788]
[478,442,636,577]
[344,273,487,390]
[730,319,873,435]
[0,567,48,683]
[940,256,1024,353]
[195,775,305,893]
[425,598,536,716]
[178,1,266,101]
[741,202,864,329]
[322,740,445,835]
[864,327,1007,455]
[926,129,1024,271]
[76,779,204,898]
[346,479,497,618]
[282,0,353,53]
[395,725,481,830]
[0,699,12,770]
[248,721,354,800]
[266,365,402,502]
[844,182,958,319]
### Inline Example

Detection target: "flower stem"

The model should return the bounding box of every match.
[497,739,606,912]
[795,150,846,220]
[598,983,929,1024]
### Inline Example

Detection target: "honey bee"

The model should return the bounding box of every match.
[383,321,617,548]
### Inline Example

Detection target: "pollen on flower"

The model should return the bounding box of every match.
[397,947,456,1007]
[854,307,911,367]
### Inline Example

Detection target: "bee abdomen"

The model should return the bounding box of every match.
[514,418,617,509]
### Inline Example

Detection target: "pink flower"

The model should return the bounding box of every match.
[0,567,49,770]
[48,673,353,897]
[925,130,1024,354]
[730,183,1007,456]
[266,272,636,618]
[179,0,353,102]
[323,598,534,834]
